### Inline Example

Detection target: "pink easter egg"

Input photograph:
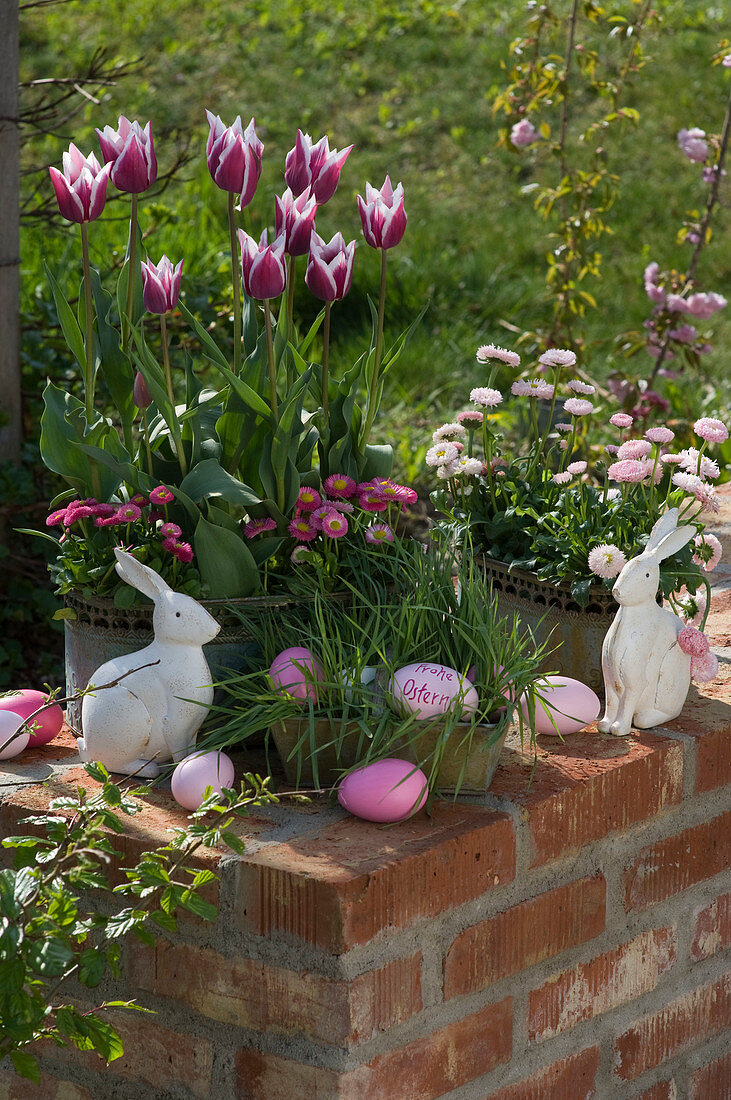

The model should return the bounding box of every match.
[0,689,64,746]
[337,758,429,823]
[269,647,324,703]
[390,662,479,720]
[171,751,235,811]
[521,675,600,736]
[0,711,31,759]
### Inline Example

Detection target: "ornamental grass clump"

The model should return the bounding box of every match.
[428,343,726,620]
[40,111,421,604]
[203,538,549,795]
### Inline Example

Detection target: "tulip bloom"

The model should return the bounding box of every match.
[96,116,158,193]
[284,129,353,204]
[133,370,152,409]
[141,255,183,314]
[205,111,263,205]
[237,229,287,300]
[305,231,355,302]
[358,176,407,251]
[49,144,112,223]
[274,187,318,257]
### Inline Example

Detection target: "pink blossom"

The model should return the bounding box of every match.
[141,255,183,314]
[160,521,182,539]
[645,427,675,444]
[133,371,152,410]
[115,503,142,523]
[365,522,394,544]
[588,544,627,579]
[539,348,577,369]
[284,129,352,204]
[288,517,318,542]
[610,412,633,429]
[659,452,683,466]
[566,460,587,475]
[676,588,707,627]
[677,624,710,657]
[296,487,321,512]
[96,116,157,194]
[357,175,407,250]
[552,471,572,485]
[149,485,175,505]
[608,459,649,483]
[694,417,728,443]
[331,500,354,514]
[305,231,356,302]
[563,398,593,417]
[432,422,466,442]
[275,187,318,258]
[665,294,690,314]
[476,344,521,367]
[46,508,67,527]
[470,387,503,408]
[617,439,652,461]
[456,410,484,426]
[567,379,595,395]
[162,537,193,563]
[693,532,722,571]
[512,379,554,399]
[368,479,413,504]
[605,444,619,455]
[426,441,460,467]
[679,448,719,479]
[686,292,727,319]
[238,228,287,300]
[324,473,357,498]
[244,517,277,538]
[49,144,112,224]
[691,650,719,683]
[510,119,539,147]
[322,511,349,538]
[668,324,697,343]
[359,489,388,512]
[677,127,709,163]
[205,112,263,201]
[555,422,573,433]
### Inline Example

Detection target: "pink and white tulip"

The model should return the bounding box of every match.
[141,255,183,315]
[237,229,287,300]
[49,144,112,224]
[96,116,158,193]
[274,187,318,257]
[284,129,352,204]
[205,112,263,204]
[305,231,355,302]
[357,175,407,251]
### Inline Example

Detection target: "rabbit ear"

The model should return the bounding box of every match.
[114,548,171,600]
[652,524,696,563]
[645,508,679,552]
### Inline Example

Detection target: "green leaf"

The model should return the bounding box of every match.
[78,948,107,987]
[9,1050,40,1083]
[205,355,272,422]
[179,891,218,921]
[177,298,230,370]
[181,459,261,508]
[39,381,121,498]
[90,268,136,443]
[193,514,262,597]
[45,262,86,369]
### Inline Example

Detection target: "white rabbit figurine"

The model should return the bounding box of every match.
[598,508,695,738]
[78,549,220,777]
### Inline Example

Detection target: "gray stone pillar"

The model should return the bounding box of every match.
[0,0,21,463]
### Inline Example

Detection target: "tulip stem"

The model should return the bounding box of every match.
[160,313,187,477]
[123,194,138,354]
[141,407,153,475]
[79,222,95,421]
[264,299,284,512]
[322,300,331,423]
[228,192,242,376]
[286,255,296,391]
[362,248,388,447]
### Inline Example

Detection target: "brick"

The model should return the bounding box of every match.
[235,804,515,952]
[614,977,731,1081]
[483,1045,600,1099]
[624,812,730,912]
[665,667,731,793]
[529,927,676,1040]
[237,998,513,1100]
[489,729,682,866]
[0,1072,92,1100]
[444,875,605,1000]
[689,1050,731,1100]
[692,892,731,960]
[127,939,422,1046]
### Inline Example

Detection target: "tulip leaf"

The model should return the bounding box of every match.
[44,263,86,371]
[205,501,241,533]
[204,356,272,422]
[297,307,326,358]
[40,381,121,499]
[116,220,145,329]
[360,443,394,481]
[241,291,258,357]
[193,514,262,597]
[89,268,136,446]
[177,299,231,371]
[180,459,260,508]
[248,534,283,566]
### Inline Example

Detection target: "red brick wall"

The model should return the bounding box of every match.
[1,510,729,1098]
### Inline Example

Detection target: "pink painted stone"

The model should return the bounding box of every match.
[0,689,64,746]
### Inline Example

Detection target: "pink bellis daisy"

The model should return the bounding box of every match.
[456,409,484,426]
[566,460,587,476]
[470,387,503,408]
[476,344,521,367]
[563,398,594,417]
[365,523,394,545]
[115,503,142,523]
[617,439,653,461]
[288,517,318,541]
[511,379,554,400]
[426,441,460,468]
[552,471,572,485]
[46,509,67,527]
[677,624,710,658]
[693,532,722,571]
[678,448,720,480]
[691,650,719,683]
[322,511,349,538]
[296,486,321,512]
[610,412,633,429]
[432,422,466,442]
[645,427,675,445]
[588,544,627,579]
[149,485,174,505]
[567,379,595,395]
[539,348,577,370]
[160,521,183,539]
[693,417,728,444]
[359,488,388,512]
[608,459,650,483]
[244,517,277,538]
[323,473,357,498]
[555,422,573,433]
